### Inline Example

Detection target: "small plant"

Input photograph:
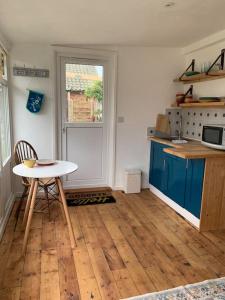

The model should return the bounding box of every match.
[93,109,103,121]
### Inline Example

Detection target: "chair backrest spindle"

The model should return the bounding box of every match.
[13,140,39,186]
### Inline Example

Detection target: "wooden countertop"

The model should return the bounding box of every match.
[148,136,225,159]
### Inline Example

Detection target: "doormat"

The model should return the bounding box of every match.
[65,187,116,206]
[122,276,225,300]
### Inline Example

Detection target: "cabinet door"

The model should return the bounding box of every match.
[185,159,205,218]
[149,142,167,192]
[165,153,187,207]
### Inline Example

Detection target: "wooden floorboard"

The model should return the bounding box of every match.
[1,190,225,299]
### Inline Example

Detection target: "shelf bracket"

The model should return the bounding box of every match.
[179,59,195,80]
[206,49,225,75]
[184,85,193,98]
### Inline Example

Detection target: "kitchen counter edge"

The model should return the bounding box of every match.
[148,136,225,159]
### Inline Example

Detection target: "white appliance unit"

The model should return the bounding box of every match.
[202,124,225,150]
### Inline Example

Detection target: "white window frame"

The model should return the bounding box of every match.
[0,48,11,168]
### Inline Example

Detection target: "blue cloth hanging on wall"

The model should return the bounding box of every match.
[26,90,44,113]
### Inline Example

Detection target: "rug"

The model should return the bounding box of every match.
[122,277,225,300]
[66,187,116,206]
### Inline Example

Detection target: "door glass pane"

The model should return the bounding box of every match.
[65,63,103,123]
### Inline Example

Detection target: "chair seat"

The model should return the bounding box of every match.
[22,177,55,188]
[39,178,56,187]
[14,140,57,228]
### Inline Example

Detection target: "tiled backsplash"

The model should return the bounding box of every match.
[165,108,182,137]
[166,108,225,140]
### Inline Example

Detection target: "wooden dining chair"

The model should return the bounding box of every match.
[14,140,56,228]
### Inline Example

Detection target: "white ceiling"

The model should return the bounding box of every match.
[1,0,225,47]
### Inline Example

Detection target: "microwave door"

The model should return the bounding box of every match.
[203,127,223,145]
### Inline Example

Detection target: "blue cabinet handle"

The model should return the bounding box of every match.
[186,159,189,169]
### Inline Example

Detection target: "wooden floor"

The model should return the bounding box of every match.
[1,190,225,300]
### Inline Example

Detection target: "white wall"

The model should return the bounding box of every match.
[115,46,183,188]
[10,44,54,193]
[10,44,54,158]
[10,44,184,192]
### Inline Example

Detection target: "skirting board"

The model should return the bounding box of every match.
[113,186,123,191]
[0,193,15,240]
[149,184,200,228]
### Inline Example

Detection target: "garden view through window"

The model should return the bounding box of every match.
[66,63,103,123]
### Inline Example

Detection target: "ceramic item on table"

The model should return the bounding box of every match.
[23,159,36,168]
[36,159,56,166]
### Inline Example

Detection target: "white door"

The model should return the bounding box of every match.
[60,57,109,188]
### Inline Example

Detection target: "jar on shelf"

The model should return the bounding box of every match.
[184,95,194,103]
[176,93,185,106]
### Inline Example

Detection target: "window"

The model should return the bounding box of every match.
[65,63,104,123]
[0,48,11,165]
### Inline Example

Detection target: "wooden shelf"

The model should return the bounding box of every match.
[174,72,225,84]
[179,102,225,108]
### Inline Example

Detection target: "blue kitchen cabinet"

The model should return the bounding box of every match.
[149,141,167,192]
[164,153,187,207]
[185,159,205,218]
[149,141,205,218]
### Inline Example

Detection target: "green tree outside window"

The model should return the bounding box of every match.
[85,80,103,102]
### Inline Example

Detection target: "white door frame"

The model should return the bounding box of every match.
[52,46,117,188]
[60,56,109,188]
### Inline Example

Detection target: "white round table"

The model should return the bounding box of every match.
[13,160,78,178]
[13,160,78,254]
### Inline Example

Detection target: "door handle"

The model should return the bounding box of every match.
[62,127,66,134]
[163,159,166,170]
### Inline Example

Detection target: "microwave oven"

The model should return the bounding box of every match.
[202,124,225,150]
